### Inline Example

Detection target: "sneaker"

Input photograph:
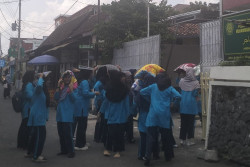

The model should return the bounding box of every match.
[186,140,195,146]
[113,152,120,158]
[103,150,111,156]
[180,140,186,145]
[74,146,88,151]
[67,152,75,158]
[24,153,33,158]
[32,156,47,163]
[173,144,178,148]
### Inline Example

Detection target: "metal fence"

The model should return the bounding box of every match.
[200,72,210,140]
[112,35,160,70]
[200,20,223,73]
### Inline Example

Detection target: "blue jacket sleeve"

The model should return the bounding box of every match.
[35,78,44,94]
[140,85,152,100]
[68,91,76,102]
[25,83,34,99]
[192,89,199,97]
[81,80,95,98]
[171,86,181,103]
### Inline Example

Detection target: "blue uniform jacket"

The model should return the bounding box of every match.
[107,95,130,124]
[74,80,95,117]
[93,81,104,109]
[22,82,34,119]
[180,89,199,115]
[140,84,181,129]
[27,78,48,126]
[54,88,76,122]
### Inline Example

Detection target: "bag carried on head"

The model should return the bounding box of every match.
[12,91,23,113]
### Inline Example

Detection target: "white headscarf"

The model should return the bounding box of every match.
[179,67,200,91]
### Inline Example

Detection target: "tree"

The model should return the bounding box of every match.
[95,0,176,63]
[183,1,208,13]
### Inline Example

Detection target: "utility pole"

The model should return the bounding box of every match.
[15,0,21,90]
[17,0,21,72]
[147,3,149,38]
[95,0,100,65]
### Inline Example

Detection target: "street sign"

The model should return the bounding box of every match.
[0,60,5,67]
[223,11,250,61]
[79,44,94,49]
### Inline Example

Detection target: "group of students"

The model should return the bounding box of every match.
[16,65,200,166]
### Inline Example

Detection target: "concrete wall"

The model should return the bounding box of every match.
[161,43,200,86]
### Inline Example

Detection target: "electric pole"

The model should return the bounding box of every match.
[17,0,21,72]
[15,0,21,90]
[95,0,100,64]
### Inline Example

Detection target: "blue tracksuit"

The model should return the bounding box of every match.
[107,95,130,125]
[27,78,48,126]
[74,80,95,117]
[22,82,34,119]
[180,89,199,115]
[140,84,181,129]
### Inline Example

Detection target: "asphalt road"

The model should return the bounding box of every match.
[0,86,241,167]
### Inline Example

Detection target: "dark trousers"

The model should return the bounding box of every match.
[75,117,88,148]
[138,132,147,158]
[146,127,174,161]
[94,113,104,142]
[125,115,134,142]
[27,126,46,159]
[57,122,74,154]
[179,114,195,140]
[108,123,126,152]
[102,118,112,151]
[17,118,29,149]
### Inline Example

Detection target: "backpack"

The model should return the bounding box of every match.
[12,91,23,113]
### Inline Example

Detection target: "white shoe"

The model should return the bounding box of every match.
[180,140,186,145]
[74,146,88,151]
[186,140,195,146]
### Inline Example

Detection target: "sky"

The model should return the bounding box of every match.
[0,0,219,56]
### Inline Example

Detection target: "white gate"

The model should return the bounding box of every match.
[112,35,161,70]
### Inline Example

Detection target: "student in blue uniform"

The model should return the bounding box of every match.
[26,73,50,162]
[54,71,76,158]
[17,71,35,150]
[179,67,200,146]
[93,66,108,143]
[105,70,130,158]
[140,72,181,166]
[74,69,99,151]
[133,74,155,160]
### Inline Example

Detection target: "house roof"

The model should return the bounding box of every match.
[172,4,190,12]
[37,5,108,53]
[168,23,199,38]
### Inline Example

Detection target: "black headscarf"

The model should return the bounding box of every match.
[156,72,171,91]
[105,70,129,103]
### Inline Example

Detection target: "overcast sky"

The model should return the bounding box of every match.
[0,0,219,56]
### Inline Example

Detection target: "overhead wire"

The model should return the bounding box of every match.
[36,0,79,38]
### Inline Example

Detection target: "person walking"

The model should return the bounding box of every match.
[140,72,181,166]
[179,67,200,146]
[17,71,35,150]
[74,69,99,151]
[26,73,50,162]
[54,71,77,158]
[105,70,130,158]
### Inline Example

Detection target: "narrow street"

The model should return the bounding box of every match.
[0,86,240,167]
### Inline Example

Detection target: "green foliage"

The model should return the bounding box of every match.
[95,0,176,63]
[183,1,208,13]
